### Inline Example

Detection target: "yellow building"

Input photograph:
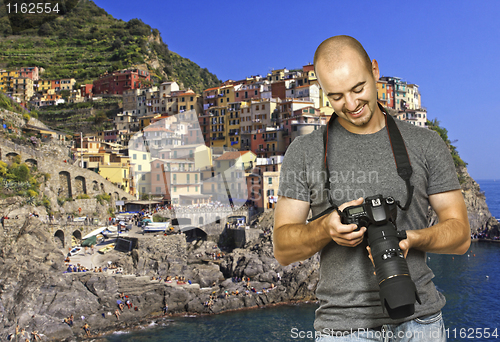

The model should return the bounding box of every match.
[0,70,19,92]
[12,77,34,101]
[36,80,52,93]
[267,68,288,82]
[60,78,76,91]
[208,105,227,149]
[219,85,235,107]
[129,146,152,198]
[169,144,212,170]
[376,80,388,106]
[98,153,132,194]
[173,89,202,114]
[139,113,161,129]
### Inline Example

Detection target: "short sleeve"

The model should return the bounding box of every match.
[278,136,310,202]
[425,130,461,195]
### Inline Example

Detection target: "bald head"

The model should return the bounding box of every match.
[314,35,372,74]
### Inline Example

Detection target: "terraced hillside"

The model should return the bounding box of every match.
[0,0,220,92]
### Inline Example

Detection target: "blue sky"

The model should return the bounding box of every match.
[93,0,500,181]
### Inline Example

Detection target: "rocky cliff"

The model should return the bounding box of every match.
[0,214,319,341]
[428,165,499,236]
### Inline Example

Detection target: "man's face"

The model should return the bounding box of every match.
[316,52,381,133]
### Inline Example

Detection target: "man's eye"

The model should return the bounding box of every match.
[353,88,363,94]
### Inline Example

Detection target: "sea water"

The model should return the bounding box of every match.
[105,180,500,342]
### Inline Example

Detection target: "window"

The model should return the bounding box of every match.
[141,174,145,180]
[174,186,177,192]
[143,154,147,160]
[187,174,190,183]
[268,177,272,184]
[156,174,160,181]
[138,165,142,171]
[156,163,160,168]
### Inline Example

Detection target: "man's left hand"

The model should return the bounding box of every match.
[366,230,414,273]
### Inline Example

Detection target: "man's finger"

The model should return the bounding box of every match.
[399,239,410,258]
[366,246,375,267]
[338,197,364,211]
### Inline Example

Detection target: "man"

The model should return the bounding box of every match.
[273,36,470,341]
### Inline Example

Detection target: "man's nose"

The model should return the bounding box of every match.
[344,93,357,112]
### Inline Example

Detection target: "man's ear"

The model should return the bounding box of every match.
[371,59,380,81]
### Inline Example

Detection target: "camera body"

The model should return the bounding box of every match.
[339,195,398,231]
[339,194,421,320]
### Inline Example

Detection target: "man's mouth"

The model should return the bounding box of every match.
[348,104,365,116]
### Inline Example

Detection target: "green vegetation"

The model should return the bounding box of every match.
[0,93,29,114]
[36,97,120,134]
[57,196,73,206]
[95,193,111,205]
[427,118,467,169]
[0,0,220,93]
[153,215,168,222]
[0,158,41,198]
[76,194,90,199]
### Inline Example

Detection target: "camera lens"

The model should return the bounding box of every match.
[367,223,420,319]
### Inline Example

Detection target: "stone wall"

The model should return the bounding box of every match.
[0,140,133,204]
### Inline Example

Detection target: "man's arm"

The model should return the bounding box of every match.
[401,189,470,255]
[273,196,366,266]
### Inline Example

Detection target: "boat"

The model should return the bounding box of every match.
[98,243,115,254]
[142,224,169,233]
[82,227,108,240]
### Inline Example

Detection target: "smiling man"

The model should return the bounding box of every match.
[273,36,470,341]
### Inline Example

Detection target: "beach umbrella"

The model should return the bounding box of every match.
[117,300,122,304]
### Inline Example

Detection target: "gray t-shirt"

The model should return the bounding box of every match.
[277,118,460,332]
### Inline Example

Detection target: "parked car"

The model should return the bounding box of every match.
[68,247,82,257]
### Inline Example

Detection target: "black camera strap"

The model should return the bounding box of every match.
[308,103,413,223]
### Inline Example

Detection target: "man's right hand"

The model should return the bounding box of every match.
[322,197,366,247]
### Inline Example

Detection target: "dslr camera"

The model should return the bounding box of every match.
[339,194,421,319]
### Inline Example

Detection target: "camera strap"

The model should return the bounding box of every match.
[309,103,413,222]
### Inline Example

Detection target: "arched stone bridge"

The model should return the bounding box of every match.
[0,139,133,203]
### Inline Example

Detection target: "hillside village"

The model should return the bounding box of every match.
[0,63,429,211]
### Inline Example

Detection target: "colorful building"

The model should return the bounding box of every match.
[93,69,150,95]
